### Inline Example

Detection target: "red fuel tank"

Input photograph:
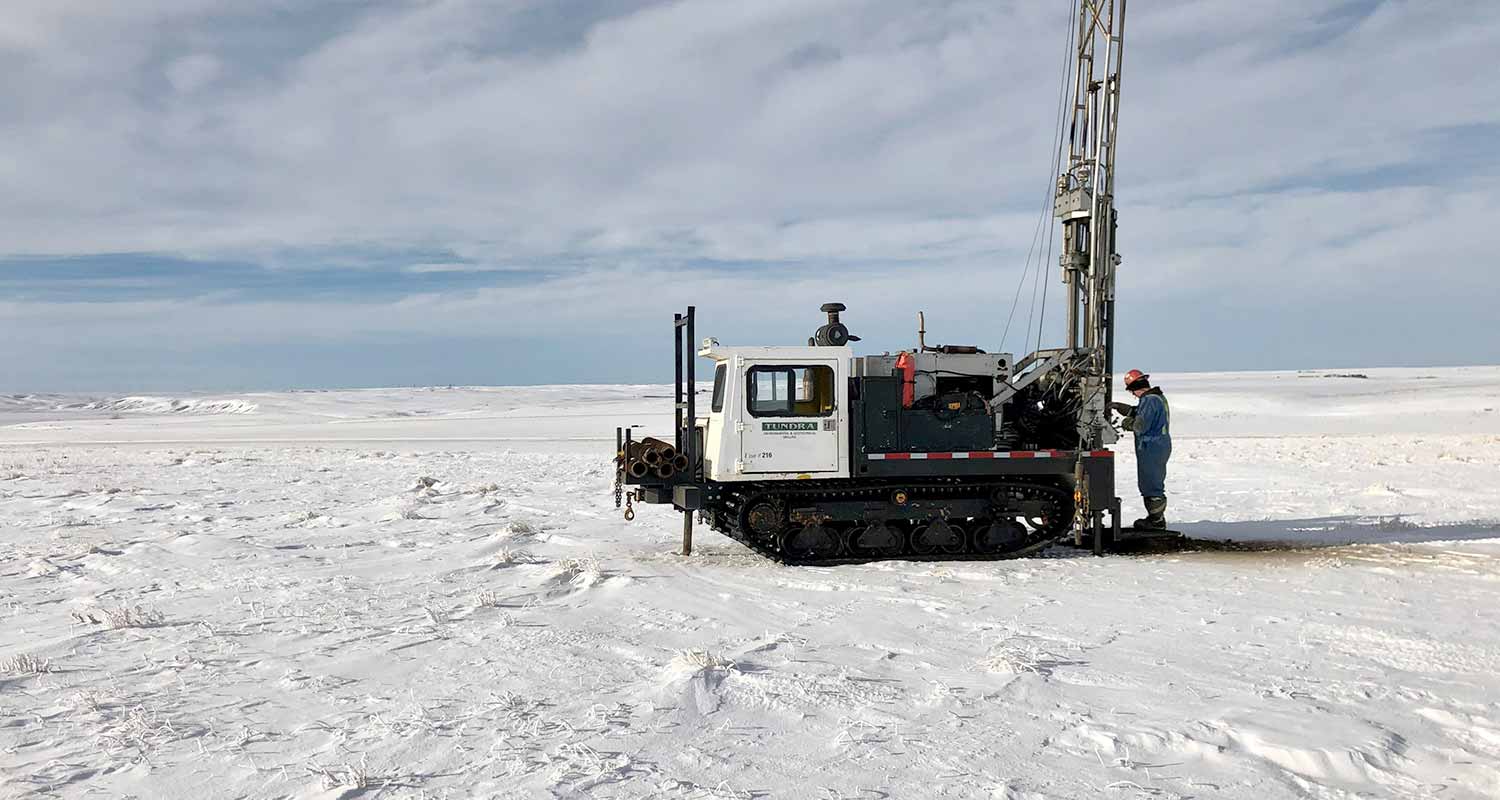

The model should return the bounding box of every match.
[895,351,915,408]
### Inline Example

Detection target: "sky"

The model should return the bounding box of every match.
[2,0,1498,391]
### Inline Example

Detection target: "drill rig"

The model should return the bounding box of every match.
[613,0,1133,563]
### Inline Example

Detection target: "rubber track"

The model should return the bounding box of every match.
[708,479,1073,566]
[723,528,1066,567]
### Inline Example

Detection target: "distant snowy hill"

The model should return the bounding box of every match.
[0,393,257,415]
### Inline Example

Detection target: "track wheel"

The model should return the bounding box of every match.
[1027,513,1068,537]
[847,521,903,558]
[781,523,840,561]
[744,499,785,543]
[974,518,1027,554]
[911,519,965,555]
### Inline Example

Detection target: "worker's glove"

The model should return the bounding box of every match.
[1108,401,1134,416]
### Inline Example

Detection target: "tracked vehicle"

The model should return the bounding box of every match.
[613,0,1140,562]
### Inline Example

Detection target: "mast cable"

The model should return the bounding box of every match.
[1004,2,1077,356]
[1031,2,1078,353]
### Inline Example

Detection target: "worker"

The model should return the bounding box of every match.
[1109,369,1171,529]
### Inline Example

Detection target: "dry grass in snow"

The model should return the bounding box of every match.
[668,649,737,676]
[71,604,165,629]
[2,652,53,675]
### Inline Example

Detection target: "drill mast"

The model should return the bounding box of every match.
[1054,0,1126,450]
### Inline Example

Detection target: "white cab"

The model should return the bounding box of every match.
[699,344,852,481]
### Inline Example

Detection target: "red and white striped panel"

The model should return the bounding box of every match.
[865,449,1113,461]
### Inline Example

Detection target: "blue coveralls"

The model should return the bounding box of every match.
[1130,390,1171,498]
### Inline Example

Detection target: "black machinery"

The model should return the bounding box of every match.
[613,0,1140,564]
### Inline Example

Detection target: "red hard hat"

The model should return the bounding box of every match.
[1123,369,1149,386]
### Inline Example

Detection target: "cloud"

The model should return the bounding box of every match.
[0,0,1497,388]
[164,53,222,93]
[0,0,1075,256]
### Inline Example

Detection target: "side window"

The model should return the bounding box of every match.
[793,366,835,415]
[749,369,789,415]
[746,365,835,417]
[711,364,727,413]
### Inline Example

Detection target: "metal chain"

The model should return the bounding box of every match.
[613,462,624,509]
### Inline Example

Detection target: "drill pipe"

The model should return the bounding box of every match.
[626,441,662,465]
[639,437,677,462]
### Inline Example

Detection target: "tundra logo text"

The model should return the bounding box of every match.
[762,422,818,432]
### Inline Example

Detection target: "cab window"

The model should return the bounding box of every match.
[711,364,727,412]
[747,365,835,417]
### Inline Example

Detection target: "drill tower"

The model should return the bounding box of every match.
[1055,0,1127,451]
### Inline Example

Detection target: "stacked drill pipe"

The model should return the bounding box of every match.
[624,437,680,480]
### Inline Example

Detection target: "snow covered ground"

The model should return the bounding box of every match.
[2,367,1498,799]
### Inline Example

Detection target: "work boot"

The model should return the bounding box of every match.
[1133,496,1168,530]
